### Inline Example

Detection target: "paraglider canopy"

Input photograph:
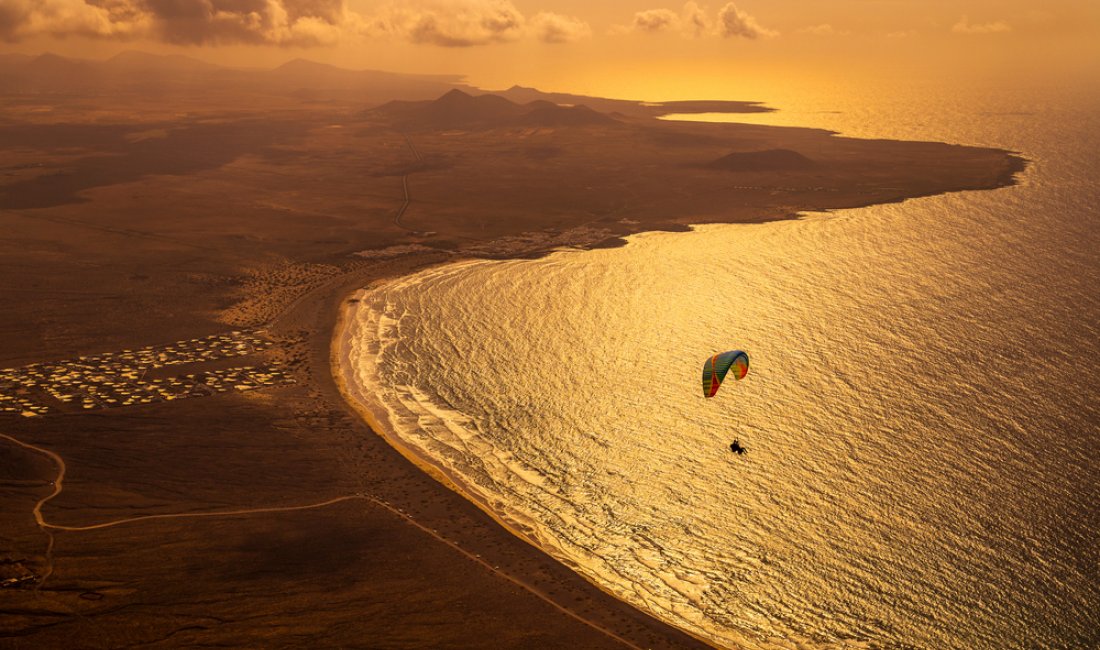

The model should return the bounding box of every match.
[702,350,749,398]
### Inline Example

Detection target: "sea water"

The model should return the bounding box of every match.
[343,78,1099,649]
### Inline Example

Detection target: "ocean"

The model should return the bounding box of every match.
[341,77,1099,649]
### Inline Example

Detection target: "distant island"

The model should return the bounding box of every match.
[0,51,1024,649]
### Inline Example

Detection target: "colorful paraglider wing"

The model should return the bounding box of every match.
[702,350,749,398]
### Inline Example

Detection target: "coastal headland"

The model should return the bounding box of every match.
[0,53,1024,648]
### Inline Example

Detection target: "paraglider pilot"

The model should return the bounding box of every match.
[701,350,751,457]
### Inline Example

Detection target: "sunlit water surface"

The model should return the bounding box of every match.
[343,79,1099,649]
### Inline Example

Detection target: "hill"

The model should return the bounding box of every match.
[369,89,617,130]
[0,51,464,106]
[496,85,773,118]
[705,149,817,172]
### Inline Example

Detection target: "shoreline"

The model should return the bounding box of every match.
[300,253,717,649]
[335,227,781,649]
[326,157,1032,648]
[331,290,594,567]
[331,272,729,650]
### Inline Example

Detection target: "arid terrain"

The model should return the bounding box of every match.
[0,53,1024,648]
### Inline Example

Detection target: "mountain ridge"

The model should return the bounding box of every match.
[368,89,618,130]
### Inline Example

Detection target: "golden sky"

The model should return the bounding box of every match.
[2,0,1098,99]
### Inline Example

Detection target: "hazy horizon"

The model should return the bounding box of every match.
[3,1,1098,101]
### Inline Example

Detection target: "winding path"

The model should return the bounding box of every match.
[0,430,643,650]
[0,431,65,585]
[392,133,422,233]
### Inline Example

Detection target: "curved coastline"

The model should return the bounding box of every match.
[327,117,1030,648]
[329,162,1031,649]
[332,285,547,551]
[331,263,733,649]
[275,250,716,649]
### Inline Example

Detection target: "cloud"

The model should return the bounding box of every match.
[681,1,708,37]
[377,2,591,47]
[716,2,775,39]
[618,2,773,39]
[952,15,1011,34]
[528,11,590,44]
[1,0,149,41]
[796,23,839,36]
[147,0,348,46]
[0,0,348,45]
[0,0,590,47]
[384,0,523,47]
[629,8,678,33]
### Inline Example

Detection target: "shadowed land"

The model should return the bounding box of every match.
[0,52,1024,649]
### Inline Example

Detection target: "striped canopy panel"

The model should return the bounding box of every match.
[702,350,749,398]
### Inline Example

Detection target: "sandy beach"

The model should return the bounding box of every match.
[331,281,717,648]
